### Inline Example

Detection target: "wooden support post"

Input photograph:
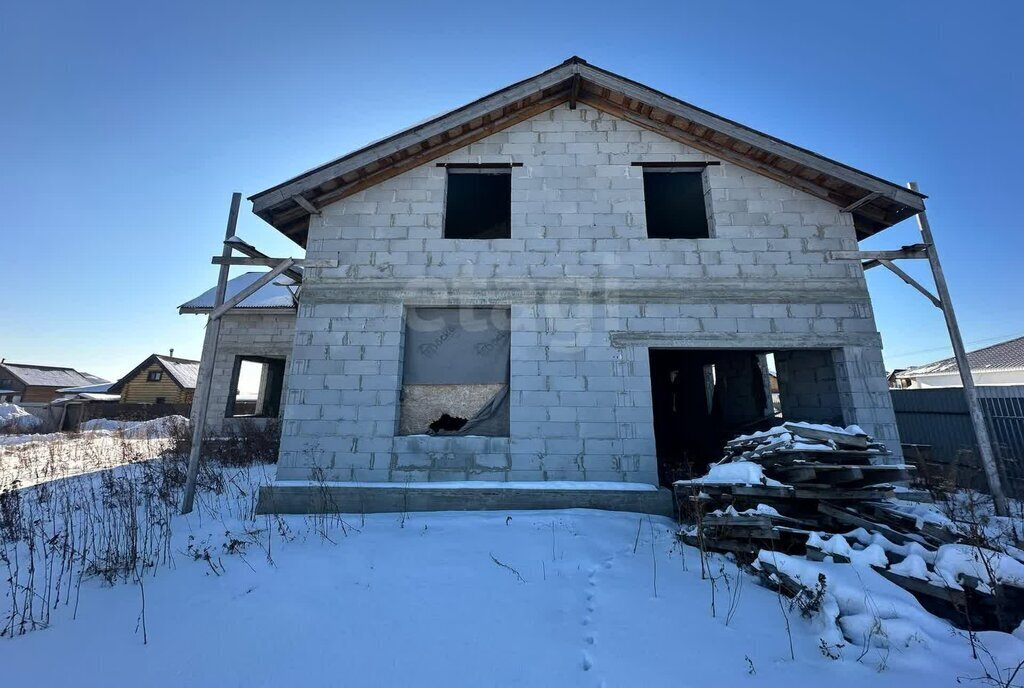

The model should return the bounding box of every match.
[211,256,337,269]
[908,181,1008,516]
[181,192,240,515]
[827,247,928,262]
[225,237,305,283]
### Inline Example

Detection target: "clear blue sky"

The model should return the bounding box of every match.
[2,1,1021,382]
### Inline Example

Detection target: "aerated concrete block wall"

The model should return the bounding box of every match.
[275,103,901,483]
[196,312,295,434]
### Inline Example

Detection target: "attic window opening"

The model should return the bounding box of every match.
[226,356,286,419]
[641,167,710,239]
[443,168,511,239]
[147,371,163,382]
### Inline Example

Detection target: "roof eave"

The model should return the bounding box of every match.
[178,306,297,315]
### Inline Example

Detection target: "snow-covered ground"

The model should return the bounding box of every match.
[0,428,175,489]
[1,438,1022,687]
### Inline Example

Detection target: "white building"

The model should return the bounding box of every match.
[894,335,1024,388]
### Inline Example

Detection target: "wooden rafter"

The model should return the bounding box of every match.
[225,236,306,283]
[290,194,321,216]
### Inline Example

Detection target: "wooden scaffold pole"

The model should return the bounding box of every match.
[181,192,241,515]
[826,184,1009,516]
[906,181,1008,516]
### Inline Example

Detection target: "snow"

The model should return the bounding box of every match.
[79,415,188,439]
[0,403,42,433]
[675,460,786,487]
[155,357,200,389]
[933,544,1024,592]
[785,421,867,437]
[2,435,1023,686]
[821,534,852,558]
[757,549,960,650]
[890,553,931,580]
[1,416,184,488]
[4,473,1023,686]
[849,544,889,568]
[56,382,114,394]
[50,392,120,404]
[790,441,837,451]
[179,271,298,311]
[734,422,866,443]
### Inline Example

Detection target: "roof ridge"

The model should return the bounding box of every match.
[2,362,82,371]
[155,354,201,364]
[904,334,1024,374]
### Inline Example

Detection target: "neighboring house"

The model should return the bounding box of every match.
[107,354,200,405]
[894,335,1024,389]
[184,57,927,512]
[0,362,108,405]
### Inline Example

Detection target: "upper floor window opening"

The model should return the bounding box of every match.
[638,162,713,239]
[441,164,513,240]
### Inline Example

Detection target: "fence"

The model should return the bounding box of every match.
[891,385,1024,497]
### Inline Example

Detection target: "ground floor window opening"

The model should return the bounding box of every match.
[398,306,511,437]
[226,356,286,418]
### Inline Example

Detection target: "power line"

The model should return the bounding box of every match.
[888,330,1024,360]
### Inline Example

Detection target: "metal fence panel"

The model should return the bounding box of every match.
[891,386,1024,497]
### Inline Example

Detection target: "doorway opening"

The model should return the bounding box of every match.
[649,348,843,487]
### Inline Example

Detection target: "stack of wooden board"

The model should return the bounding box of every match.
[675,422,917,526]
[674,422,1024,632]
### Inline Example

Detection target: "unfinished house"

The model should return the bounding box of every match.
[188,57,927,514]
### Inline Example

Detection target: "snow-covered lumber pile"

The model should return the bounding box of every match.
[721,422,912,489]
[676,422,914,507]
[675,422,1024,632]
[675,422,921,552]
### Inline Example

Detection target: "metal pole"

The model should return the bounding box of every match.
[908,182,1008,516]
[181,192,241,514]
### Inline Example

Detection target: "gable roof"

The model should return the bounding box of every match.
[251,56,926,247]
[900,336,1024,377]
[107,354,201,395]
[178,271,299,314]
[0,363,108,388]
